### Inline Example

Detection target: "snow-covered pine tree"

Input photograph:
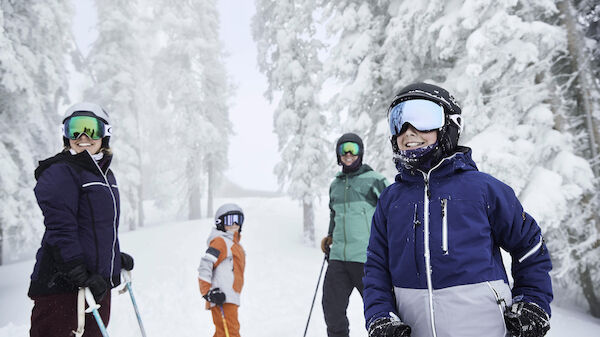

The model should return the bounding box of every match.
[152,0,230,220]
[84,0,150,230]
[0,1,73,264]
[253,0,328,244]
[320,1,396,176]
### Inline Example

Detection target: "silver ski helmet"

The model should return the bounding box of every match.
[62,102,112,148]
[387,82,463,168]
[214,203,244,233]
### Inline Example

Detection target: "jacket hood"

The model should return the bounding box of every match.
[35,150,113,180]
[395,146,477,182]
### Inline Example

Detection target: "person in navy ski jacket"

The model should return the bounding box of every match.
[28,102,134,337]
[363,83,553,337]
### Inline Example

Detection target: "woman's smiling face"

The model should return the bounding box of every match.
[396,124,438,151]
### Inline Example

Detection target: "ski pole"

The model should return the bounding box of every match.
[121,270,147,337]
[84,287,110,337]
[303,255,327,337]
[219,305,231,337]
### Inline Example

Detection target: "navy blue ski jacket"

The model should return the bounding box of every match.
[363,148,552,335]
[28,150,122,297]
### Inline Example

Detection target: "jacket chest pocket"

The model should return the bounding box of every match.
[437,197,488,256]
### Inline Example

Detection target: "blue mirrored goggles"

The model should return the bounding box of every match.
[388,99,445,136]
[219,213,244,227]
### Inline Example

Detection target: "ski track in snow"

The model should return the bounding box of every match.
[1,197,599,336]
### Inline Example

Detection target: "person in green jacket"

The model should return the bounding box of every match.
[321,132,389,337]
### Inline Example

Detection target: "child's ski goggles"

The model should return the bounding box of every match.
[62,115,111,140]
[219,213,244,227]
[388,99,445,135]
[338,142,360,156]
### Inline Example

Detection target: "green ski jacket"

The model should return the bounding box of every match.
[328,164,388,263]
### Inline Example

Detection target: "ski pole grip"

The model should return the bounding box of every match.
[121,269,132,283]
[84,287,101,313]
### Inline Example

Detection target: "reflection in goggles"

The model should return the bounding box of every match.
[222,213,244,226]
[389,99,444,135]
[338,142,360,156]
[64,116,106,140]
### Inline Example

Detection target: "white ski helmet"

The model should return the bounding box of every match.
[214,203,244,232]
[62,102,112,148]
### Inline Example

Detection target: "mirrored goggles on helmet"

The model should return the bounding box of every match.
[62,115,111,140]
[388,99,444,136]
[338,142,360,156]
[219,213,244,227]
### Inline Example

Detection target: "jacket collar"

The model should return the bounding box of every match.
[395,146,477,183]
[336,164,373,179]
[35,150,113,180]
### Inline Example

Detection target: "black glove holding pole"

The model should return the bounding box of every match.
[368,316,411,337]
[504,301,550,337]
[66,263,108,302]
[204,287,226,305]
[120,252,134,271]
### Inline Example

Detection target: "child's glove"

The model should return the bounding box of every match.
[368,315,411,337]
[504,301,550,337]
[204,288,226,305]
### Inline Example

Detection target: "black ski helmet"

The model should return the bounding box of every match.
[62,102,112,149]
[214,203,244,233]
[335,132,364,166]
[388,82,463,168]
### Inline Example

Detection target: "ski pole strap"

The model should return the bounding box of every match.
[219,305,231,337]
[84,288,110,337]
[72,288,85,337]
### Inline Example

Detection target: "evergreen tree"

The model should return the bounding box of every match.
[253,0,328,243]
[0,1,72,264]
[85,0,150,230]
[152,0,230,219]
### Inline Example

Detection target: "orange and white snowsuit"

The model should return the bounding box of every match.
[198,228,245,337]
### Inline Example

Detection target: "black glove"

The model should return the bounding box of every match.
[368,316,411,337]
[86,274,108,303]
[504,301,550,337]
[66,263,89,287]
[120,252,134,271]
[204,288,226,305]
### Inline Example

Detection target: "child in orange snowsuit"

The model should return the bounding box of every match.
[198,203,246,337]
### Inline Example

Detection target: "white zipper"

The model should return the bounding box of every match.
[518,235,543,263]
[441,199,448,255]
[82,182,109,188]
[419,153,459,337]
[87,151,118,287]
[486,282,508,336]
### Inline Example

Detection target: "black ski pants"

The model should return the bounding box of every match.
[322,260,365,337]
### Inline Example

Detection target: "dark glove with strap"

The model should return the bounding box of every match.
[66,264,108,302]
[368,315,411,337]
[120,252,134,271]
[504,301,550,337]
[204,287,226,305]
[321,236,332,258]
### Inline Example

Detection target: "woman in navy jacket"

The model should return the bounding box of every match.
[363,83,552,337]
[28,102,134,337]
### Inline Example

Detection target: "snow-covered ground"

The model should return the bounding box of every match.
[1,196,599,336]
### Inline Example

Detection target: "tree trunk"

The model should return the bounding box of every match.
[207,158,214,218]
[303,200,315,244]
[560,0,600,176]
[188,160,202,220]
[579,264,600,318]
